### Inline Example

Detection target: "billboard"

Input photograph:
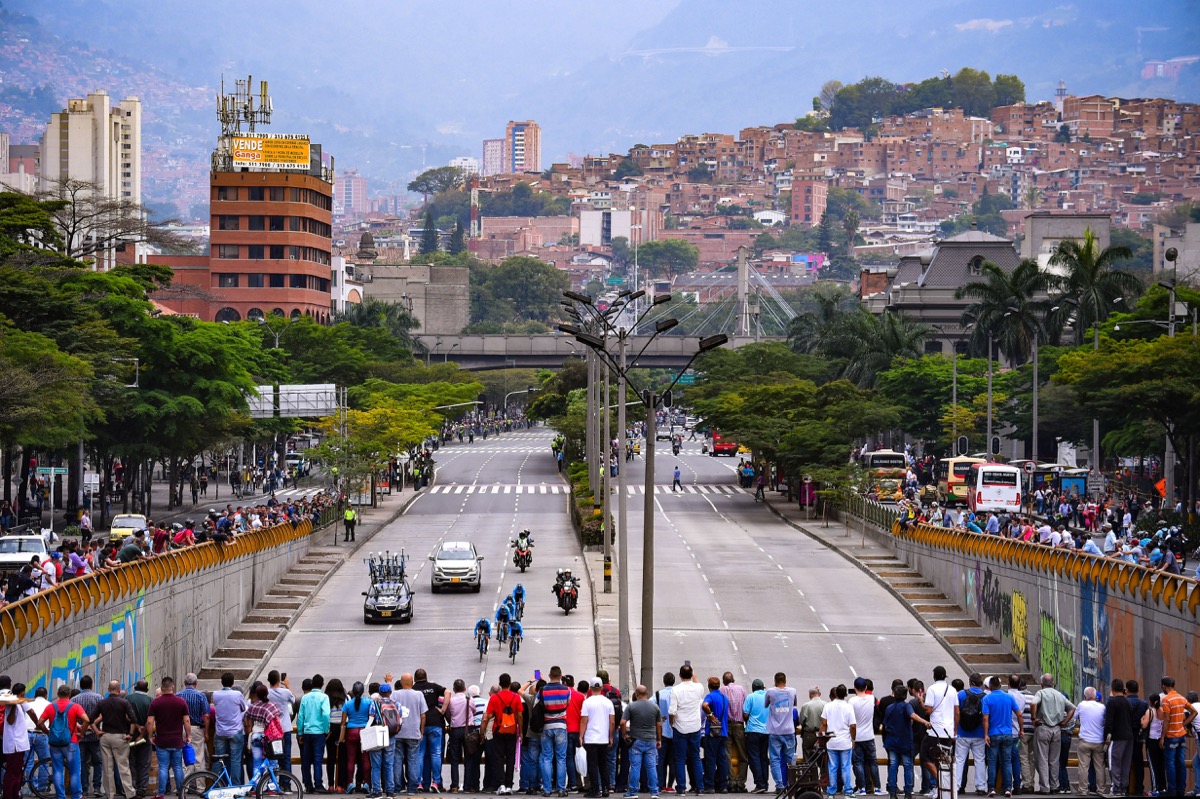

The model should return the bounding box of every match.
[230,133,311,170]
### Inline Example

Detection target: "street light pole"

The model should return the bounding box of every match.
[1031,329,1039,464]
[986,336,994,457]
[616,330,632,691]
[640,391,657,690]
[1164,247,1179,507]
[602,358,612,593]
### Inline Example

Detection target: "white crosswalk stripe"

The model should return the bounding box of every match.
[426,483,745,495]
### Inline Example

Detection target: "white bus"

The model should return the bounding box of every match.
[966,462,1023,514]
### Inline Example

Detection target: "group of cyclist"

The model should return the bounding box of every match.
[475,583,526,661]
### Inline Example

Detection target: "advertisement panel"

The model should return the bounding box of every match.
[230,133,311,170]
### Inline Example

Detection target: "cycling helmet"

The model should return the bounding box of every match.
[184,519,195,528]
[171,523,183,532]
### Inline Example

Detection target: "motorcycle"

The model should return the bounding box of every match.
[671,442,681,456]
[511,535,534,572]
[554,578,579,615]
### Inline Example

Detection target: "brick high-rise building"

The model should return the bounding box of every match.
[503,120,541,174]
[790,179,827,227]
[334,168,368,218]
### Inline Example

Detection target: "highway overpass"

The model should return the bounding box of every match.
[415,333,786,369]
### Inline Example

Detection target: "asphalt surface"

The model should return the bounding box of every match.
[266,429,958,698]
[266,430,596,689]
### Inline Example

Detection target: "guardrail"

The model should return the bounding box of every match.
[0,514,323,650]
[890,519,1200,617]
[842,493,903,530]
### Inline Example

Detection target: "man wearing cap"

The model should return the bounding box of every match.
[582,678,616,798]
[370,683,397,798]
[178,674,210,776]
[742,680,770,794]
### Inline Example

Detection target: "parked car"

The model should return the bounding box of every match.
[107,514,148,543]
[429,541,483,593]
[0,535,48,574]
[362,579,414,623]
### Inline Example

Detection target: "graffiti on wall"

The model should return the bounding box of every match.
[979,566,1013,639]
[1011,590,1028,665]
[1080,578,1112,691]
[964,561,979,617]
[1038,610,1076,698]
[27,592,148,694]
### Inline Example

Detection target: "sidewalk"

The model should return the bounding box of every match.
[761,494,1028,679]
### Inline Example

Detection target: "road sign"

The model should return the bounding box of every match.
[677,374,696,385]
[36,467,69,476]
[1086,471,1105,496]
[1023,461,1036,475]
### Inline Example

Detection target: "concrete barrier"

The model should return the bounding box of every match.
[0,516,322,691]
[889,519,1199,697]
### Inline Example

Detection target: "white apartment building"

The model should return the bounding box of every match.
[40,90,142,205]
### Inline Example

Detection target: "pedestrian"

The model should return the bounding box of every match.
[701,677,729,793]
[754,473,765,502]
[266,671,296,772]
[36,685,90,799]
[540,666,572,797]
[672,467,682,493]
[954,674,987,795]
[654,675,675,794]
[212,672,248,784]
[719,673,748,793]
[765,673,798,793]
[797,686,825,790]
[1156,676,1197,798]
[981,676,1020,798]
[245,684,285,781]
[412,668,451,792]
[2,683,39,799]
[93,680,137,799]
[1103,679,1136,796]
[297,674,331,794]
[370,682,399,799]
[582,680,616,798]
[482,673,520,795]
[445,681,471,794]
[465,685,486,793]
[146,676,189,799]
[820,685,855,797]
[178,674,211,776]
[667,666,705,794]
[743,680,770,793]
[520,678,544,795]
[620,685,661,799]
[1031,674,1075,795]
[848,678,880,795]
[73,676,104,799]
[343,506,357,542]
[882,685,927,799]
[340,682,373,793]
[125,680,153,798]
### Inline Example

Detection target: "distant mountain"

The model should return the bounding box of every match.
[2,0,1196,218]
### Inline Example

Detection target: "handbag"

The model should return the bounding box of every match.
[183,742,197,766]
[361,703,390,752]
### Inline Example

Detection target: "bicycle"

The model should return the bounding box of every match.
[496,622,509,645]
[513,596,525,620]
[477,630,489,661]
[22,749,55,799]
[508,633,521,663]
[180,747,302,799]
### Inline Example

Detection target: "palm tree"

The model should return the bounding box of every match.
[956,259,1054,364]
[1047,228,1140,344]
[336,296,421,350]
[787,284,853,354]
[823,309,932,388]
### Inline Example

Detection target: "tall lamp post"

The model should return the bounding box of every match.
[256,317,282,348]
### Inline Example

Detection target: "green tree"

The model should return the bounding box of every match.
[448,220,466,254]
[335,296,421,351]
[786,283,853,355]
[614,158,643,179]
[408,166,466,205]
[1107,228,1154,278]
[950,68,996,117]
[956,259,1055,363]
[992,74,1026,107]
[0,319,98,450]
[1047,227,1140,344]
[816,209,836,253]
[1054,125,1072,143]
[0,191,66,259]
[419,209,438,255]
[635,238,700,278]
[829,77,901,130]
[468,255,570,328]
[820,310,933,388]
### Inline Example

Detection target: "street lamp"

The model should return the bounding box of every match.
[426,339,443,367]
[931,325,961,451]
[444,342,460,363]
[256,317,281,349]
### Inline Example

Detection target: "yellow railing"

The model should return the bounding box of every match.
[0,516,316,649]
[889,519,1200,617]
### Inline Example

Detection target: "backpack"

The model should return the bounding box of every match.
[959,690,983,732]
[604,685,623,721]
[48,701,75,747]
[497,697,520,735]
[378,700,402,736]
[529,700,546,734]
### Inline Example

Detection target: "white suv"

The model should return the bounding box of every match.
[429,541,483,593]
[0,535,49,574]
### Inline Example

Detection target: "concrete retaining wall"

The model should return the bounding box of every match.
[0,518,318,691]
[889,521,1199,699]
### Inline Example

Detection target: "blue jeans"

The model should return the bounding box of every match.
[280,732,294,773]
[420,726,445,788]
[541,727,568,792]
[853,739,880,793]
[395,738,422,793]
[744,732,768,791]
[155,746,184,796]
[1163,736,1187,796]
[703,735,728,792]
[1010,735,1021,790]
[27,733,52,787]
[370,741,395,794]
[886,750,914,796]
[627,739,659,796]
[768,734,796,790]
[215,732,246,784]
[521,736,542,791]
[985,734,1014,793]
[50,744,82,799]
[301,733,326,790]
[827,748,853,795]
[673,730,702,793]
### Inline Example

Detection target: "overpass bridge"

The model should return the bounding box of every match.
[415,334,786,370]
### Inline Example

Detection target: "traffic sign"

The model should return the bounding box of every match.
[1086,471,1105,496]
[36,467,69,476]
[1023,461,1036,474]
[676,374,696,385]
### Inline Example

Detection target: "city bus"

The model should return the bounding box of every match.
[936,455,986,506]
[966,462,1023,514]
[862,449,907,501]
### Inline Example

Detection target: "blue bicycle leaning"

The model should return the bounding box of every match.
[179,746,302,799]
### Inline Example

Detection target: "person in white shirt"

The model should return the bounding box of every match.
[581,679,615,797]
[668,665,707,794]
[923,667,959,741]
[1074,687,1108,794]
[848,679,881,795]
[820,685,857,796]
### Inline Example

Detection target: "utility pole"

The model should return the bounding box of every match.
[602,359,612,593]
[616,331,632,691]
[640,392,657,689]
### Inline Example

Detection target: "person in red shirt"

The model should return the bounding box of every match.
[484,674,523,795]
[146,676,191,799]
[35,685,91,799]
[566,675,586,792]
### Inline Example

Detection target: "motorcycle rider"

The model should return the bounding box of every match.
[511,530,534,566]
[552,568,579,610]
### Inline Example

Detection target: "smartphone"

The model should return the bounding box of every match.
[281,672,287,681]
[535,669,542,681]
[684,660,691,668]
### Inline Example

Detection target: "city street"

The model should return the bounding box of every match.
[267,427,958,694]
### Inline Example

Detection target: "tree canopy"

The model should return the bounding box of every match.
[827,68,1026,130]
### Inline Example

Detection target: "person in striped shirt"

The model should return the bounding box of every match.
[1156,677,1197,798]
[541,667,573,796]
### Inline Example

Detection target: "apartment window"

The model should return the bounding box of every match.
[269,275,285,288]
[289,246,300,260]
[269,187,285,202]
[247,273,265,288]
[247,187,265,201]
[216,186,235,201]
[217,244,239,259]
[289,274,306,289]
[248,245,265,259]
[215,273,240,288]
[248,216,265,231]
[217,215,240,231]
[289,216,301,232]
[269,216,286,232]
[269,245,285,259]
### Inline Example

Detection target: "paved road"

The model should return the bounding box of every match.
[267,430,596,688]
